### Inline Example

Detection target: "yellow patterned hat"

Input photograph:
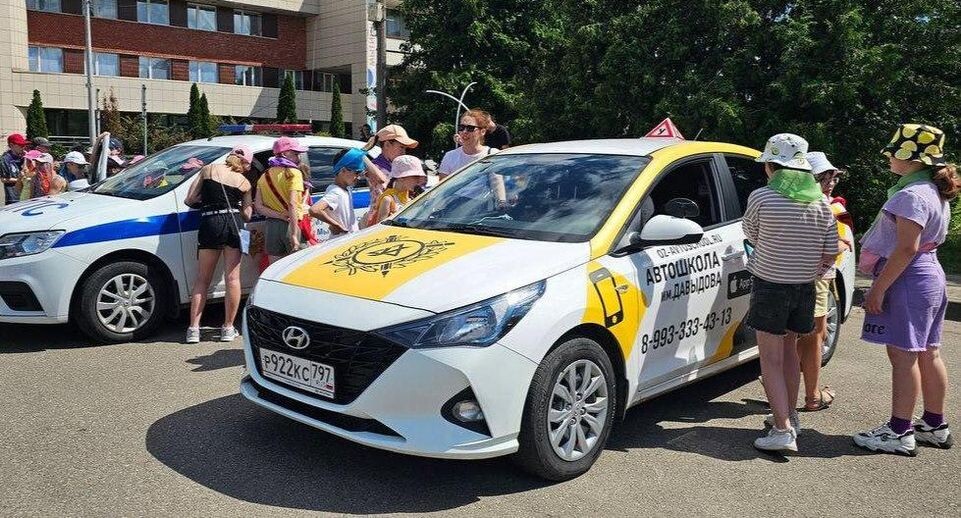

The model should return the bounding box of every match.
[882,123,947,166]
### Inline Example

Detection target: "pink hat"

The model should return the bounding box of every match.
[24,149,44,160]
[180,157,205,171]
[272,136,307,155]
[130,155,145,164]
[231,145,253,164]
[390,155,426,179]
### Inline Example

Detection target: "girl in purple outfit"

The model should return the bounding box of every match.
[853,124,961,456]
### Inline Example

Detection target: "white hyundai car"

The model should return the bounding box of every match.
[0,134,374,342]
[240,138,856,480]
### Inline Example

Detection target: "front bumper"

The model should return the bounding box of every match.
[240,306,539,459]
[0,250,85,323]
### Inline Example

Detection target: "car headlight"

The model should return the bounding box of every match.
[0,231,64,260]
[374,280,546,349]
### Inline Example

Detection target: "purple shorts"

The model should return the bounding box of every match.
[862,253,947,352]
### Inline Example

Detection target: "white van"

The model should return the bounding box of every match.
[0,134,373,342]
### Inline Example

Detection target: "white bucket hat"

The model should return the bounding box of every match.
[63,151,89,165]
[390,155,426,179]
[755,133,813,171]
[805,151,838,176]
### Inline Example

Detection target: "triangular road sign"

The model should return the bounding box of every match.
[644,118,685,139]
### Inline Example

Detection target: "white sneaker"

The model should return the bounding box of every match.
[914,420,953,449]
[220,326,239,342]
[853,424,917,456]
[185,327,200,344]
[754,426,798,452]
[764,410,802,436]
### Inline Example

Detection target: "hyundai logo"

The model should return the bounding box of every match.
[282,326,310,350]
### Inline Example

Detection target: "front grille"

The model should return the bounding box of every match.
[246,305,407,405]
[245,376,402,437]
[0,282,42,312]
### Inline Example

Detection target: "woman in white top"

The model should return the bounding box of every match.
[438,109,497,179]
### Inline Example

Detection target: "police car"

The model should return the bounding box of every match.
[240,138,856,480]
[0,133,375,342]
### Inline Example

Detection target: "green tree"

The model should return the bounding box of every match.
[329,81,345,138]
[25,89,49,140]
[196,93,213,138]
[187,83,202,138]
[277,73,297,123]
[100,88,123,137]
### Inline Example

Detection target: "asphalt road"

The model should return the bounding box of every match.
[1,302,959,517]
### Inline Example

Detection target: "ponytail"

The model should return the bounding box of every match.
[932,164,961,200]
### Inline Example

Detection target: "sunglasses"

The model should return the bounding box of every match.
[457,124,479,133]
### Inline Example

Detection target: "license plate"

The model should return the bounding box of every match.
[259,348,335,398]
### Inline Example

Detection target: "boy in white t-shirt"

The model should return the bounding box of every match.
[308,148,365,237]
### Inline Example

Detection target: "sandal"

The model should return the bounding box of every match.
[799,386,836,412]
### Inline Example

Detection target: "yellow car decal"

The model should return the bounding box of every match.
[582,261,646,359]
[707,320,741,364]
[282,226,502,301]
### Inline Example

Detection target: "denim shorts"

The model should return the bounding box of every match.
[747,276,816,335]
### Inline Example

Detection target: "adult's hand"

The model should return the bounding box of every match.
[862,286,886,314]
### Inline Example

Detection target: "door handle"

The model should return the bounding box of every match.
[615,284,629,293]
[722,250,745,261]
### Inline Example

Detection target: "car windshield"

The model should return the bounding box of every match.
[389,153,651,242]
[92,145,232,200]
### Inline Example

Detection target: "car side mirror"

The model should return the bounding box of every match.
[664,197,700,219]
[614,215,704,255]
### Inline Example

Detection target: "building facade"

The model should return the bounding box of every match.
[0,0,407,141]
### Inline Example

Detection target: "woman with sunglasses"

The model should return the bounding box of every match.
[438,109,498,180]
[183,146,253,343]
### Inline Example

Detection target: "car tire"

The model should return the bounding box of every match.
[821,287,840,366]
[512,337,617,481]
[75,261,168,343]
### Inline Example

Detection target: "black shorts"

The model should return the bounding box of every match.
[198,213,242,250]
[746,276,816,335]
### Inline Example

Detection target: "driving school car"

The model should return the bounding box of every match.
[241,138,856,480]
[0,133,374,342]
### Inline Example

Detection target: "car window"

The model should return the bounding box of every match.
[91,145,231,200]
[645,159,722,228]
[724,155,767,214]
[306,146,367,192]
[391,153,651,243]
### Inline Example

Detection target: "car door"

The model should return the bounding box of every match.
[617,155,748,390]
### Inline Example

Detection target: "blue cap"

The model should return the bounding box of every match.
[332,148,366,173]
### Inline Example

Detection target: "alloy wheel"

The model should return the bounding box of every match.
[547,359,609,462]
[96,273,156,334]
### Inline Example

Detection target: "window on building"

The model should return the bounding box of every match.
[26,0,61,12]
[137,0,169,25]
[92,0,117,18]
[189,61,217,83]
[233,10,262,36]
[385,9,410,39]
[235,65,262,86]
[139,56,170,79]
[283,70,305,90]
[94,52,120,76]
[28,47,63,73]
[187,3,216,31]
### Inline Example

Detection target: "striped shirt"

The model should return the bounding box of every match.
[742,187,839,284]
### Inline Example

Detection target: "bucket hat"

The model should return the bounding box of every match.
[881,123,946,167]
[63,151,88,165]
[756,133,813,171]
[390,155,427,179]
[376,124,419,148]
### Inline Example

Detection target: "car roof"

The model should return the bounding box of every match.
[496,138,758,157]
[175,134,368,151]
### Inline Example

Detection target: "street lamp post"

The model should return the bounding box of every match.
[83,0,96,148]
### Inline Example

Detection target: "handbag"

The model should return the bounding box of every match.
[263,168,318,245]
[218,179,250,255]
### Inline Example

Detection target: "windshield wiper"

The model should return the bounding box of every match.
[435,223,516,238]
[382,218,412,228]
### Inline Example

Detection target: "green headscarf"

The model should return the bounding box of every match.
[767,169,823,202]
[886,168,933,199]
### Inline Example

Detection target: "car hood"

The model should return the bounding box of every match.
[0,191,143,235]
[264,225,589,314]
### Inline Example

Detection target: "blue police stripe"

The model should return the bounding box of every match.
[53,190,370,248]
